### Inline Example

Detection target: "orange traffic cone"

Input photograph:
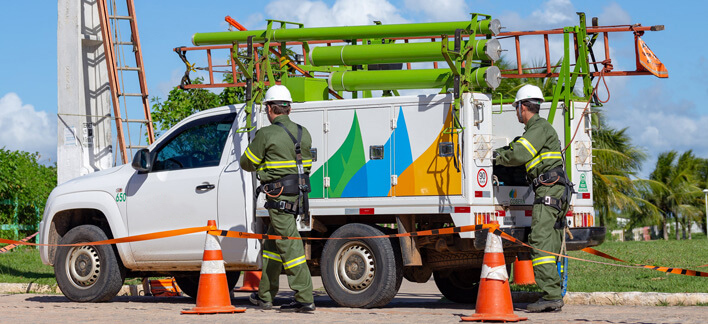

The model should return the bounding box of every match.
[461,222,527,322]
[513,253,536,286]
[182,220,246,315]
[235,271,261,292]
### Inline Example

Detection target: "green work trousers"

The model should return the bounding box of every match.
[529,184,566,301]
[258,195,314,304]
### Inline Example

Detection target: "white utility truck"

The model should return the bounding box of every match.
[39,92,604,307]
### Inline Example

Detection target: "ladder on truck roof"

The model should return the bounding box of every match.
[174,13,666,174]
[97,0,155,164]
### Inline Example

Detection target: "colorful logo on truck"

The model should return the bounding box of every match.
[309,107,460,198]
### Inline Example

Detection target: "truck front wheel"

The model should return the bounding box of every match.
[321,223,402,308]
[54,225,125,302]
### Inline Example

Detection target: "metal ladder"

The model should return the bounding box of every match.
[97,0,155,164]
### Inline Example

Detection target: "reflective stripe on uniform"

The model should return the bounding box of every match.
[532,256,556,267]
[516,137,538,156]
[525,151,562,171]
[245,147,262,164]
[257,159,313,170]
[283,255,307,269]
[262,250,282,262]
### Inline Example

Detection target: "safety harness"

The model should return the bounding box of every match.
[530,165,575,229]
[258,122,311,218]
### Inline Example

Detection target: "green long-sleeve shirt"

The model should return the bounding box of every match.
[240,115,313,183]
[495,114,563,181]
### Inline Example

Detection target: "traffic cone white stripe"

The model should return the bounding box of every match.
[205,234,221,251]
[200,260,227,274]
[481,264,509,280]
[485,232,504,253]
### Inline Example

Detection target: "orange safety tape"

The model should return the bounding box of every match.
[0,226,214,247]
[0,232,38,253]
[208,224,496,241]
[490,228,708,278]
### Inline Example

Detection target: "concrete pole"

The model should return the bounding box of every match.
[57,0,113,184]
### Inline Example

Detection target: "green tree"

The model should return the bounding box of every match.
[0,148,56,239]
[646,151,703,240]
[150,77,236,136]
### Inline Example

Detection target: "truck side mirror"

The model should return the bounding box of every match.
[132,148,153,172]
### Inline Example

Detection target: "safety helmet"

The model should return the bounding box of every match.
[263,85,293,104]
[512,84,544,108]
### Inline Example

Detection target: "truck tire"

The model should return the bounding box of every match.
[321,223,403,308]
[433,268,481,304]
[54,225,125,302]
[174,271,241,299]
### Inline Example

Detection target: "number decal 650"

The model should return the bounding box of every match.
[116,193,127,202]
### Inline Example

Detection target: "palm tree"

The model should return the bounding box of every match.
[647,151,704,240]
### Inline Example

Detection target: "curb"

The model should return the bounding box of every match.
[2,283,707,306]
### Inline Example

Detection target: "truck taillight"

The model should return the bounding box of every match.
[475,212,494,225]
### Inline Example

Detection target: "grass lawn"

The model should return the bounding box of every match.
[511,233,708,293]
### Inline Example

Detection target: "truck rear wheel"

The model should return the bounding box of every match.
[321,223,402,308]
[433,268,481,304]
[54,225,125,302]
[174,271,241,299]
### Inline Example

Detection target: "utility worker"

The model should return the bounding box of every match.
[240,85,315,313]
[493,84,572,312]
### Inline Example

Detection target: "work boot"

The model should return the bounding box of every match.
[526,298,563,312]
[279,300,316,313]
[249,292,273,310]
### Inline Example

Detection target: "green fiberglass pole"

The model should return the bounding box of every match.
[192,20,501,45]
[328,66,500,92]
[309,39,501,66]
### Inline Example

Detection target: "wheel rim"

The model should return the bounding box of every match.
[64,245,101,289]
[333,241,375,294]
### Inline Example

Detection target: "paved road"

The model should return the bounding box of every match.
[0,277,705,324]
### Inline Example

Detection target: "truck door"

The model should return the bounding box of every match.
[126,112,236,263]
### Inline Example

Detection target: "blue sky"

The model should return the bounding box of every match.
[0,0,705,179]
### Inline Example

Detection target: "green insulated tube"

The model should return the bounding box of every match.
[328,66,501,92]
[192,19,501,45]
[328,69,451,91]
[310,39,501,66]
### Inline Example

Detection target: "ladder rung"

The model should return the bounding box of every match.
[119,93,145,97]
[124,119,150,124]
[109,15,133,20]
[127,145,148,149]
[114,41,135,46]
[117,66,141,71]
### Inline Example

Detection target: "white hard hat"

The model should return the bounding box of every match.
[263,85,292,103]
[512,84,544,108]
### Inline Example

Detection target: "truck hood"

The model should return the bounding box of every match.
[50,165,131,198]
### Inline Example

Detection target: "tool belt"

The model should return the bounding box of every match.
[531,166,569,190]
[257,174,309,196]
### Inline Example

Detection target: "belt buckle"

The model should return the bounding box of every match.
[278,201,287,209]
[543,196,552,205]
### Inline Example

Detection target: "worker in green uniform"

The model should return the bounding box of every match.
[240,85,315,313]
[493,84,571,312]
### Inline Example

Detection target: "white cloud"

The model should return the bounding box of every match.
[0,93,57,164]
[597,2,631,26]
[603,83,708,178]
[403,0,469,21]
[265,0,408,28]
